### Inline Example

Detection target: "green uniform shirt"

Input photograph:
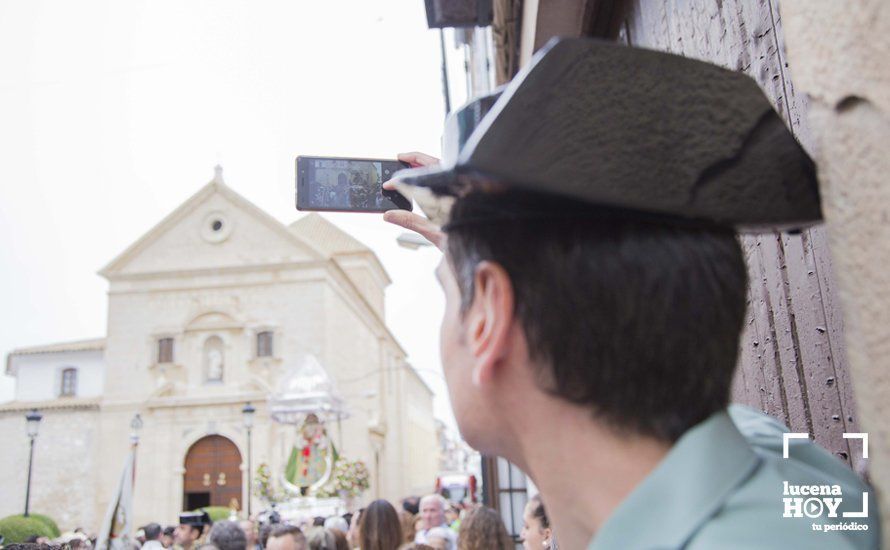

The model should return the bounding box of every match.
[588,406,879,549]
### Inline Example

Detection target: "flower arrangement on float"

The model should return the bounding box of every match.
[254,462,286,504]
[315,458,371,499]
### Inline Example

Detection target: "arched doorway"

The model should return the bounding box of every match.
[183,435,243,511]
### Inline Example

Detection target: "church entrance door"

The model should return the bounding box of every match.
[183,435,243,511]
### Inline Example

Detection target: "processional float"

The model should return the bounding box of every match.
[264,354,352,518]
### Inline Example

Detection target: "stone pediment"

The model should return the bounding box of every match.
[185,311,241,332]
[99,169,324,279]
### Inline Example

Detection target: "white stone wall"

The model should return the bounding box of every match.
[335,254,386,317]
[0,408,99,530]
[12,350,104,401]
[780,2,890,543]
[403,367,439,495]
[119,193,315,276]
[102,273,328,402]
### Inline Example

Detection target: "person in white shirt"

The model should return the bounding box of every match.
[414,495,456,547]
[141,524,164,550]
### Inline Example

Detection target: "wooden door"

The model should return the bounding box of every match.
[609,0,859,469]
[183,435,243,510]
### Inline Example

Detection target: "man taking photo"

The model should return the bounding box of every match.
[384,38,877,549]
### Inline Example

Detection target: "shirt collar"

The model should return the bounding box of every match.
[588,410,761,549]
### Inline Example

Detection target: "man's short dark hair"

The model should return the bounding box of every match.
[208,521,247,550]
[144,523,162,541]
[445,190,748,442]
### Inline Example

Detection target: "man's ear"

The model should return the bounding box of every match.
[466,261,515,387]
[542,527,553,546]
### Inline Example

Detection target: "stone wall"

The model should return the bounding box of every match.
[0,407,99,530]
[780,1,890,543]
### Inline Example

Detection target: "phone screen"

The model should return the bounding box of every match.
[296,156,410,212]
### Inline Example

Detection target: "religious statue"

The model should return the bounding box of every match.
[206,343,223,382]
[284,413,332,493]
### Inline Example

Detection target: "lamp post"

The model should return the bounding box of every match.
[241,402,256,517]
[24,409,42,517]
[130,413,143,489]
[130,413,143,446]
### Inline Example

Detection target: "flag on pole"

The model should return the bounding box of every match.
[96,446,136,550]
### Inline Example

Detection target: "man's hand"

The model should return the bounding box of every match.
[383,152,446,251]
[395,151,440,169]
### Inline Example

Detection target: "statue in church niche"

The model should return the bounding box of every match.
[207,349,223,380]
[204,336,224,382]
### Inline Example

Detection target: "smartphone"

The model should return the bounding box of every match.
[296,156,411,213]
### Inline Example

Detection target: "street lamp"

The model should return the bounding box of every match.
[130,413,143,446]
[24,409,42,517]
[241,402,256,517]
[396,232,433,250]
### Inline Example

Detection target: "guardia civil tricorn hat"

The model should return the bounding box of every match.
[393,37,821,232]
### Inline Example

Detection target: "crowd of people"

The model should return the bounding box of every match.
[1,494,554,550]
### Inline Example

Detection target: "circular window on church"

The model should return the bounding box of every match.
[201,211,233,243]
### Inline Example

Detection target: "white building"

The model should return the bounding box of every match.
[0,168,439,530]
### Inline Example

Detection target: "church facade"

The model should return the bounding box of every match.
[0,169,439,529]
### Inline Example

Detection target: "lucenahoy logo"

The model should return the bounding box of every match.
[781,432,870,532]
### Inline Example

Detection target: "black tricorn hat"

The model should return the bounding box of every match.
[179,511,211,527]
[394,37,820,232]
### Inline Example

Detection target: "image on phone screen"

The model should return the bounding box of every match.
[296,156,410,212]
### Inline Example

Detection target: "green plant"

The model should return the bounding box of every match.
[193,507,232,522]
[0,515,54,544]
[28,513,61,537]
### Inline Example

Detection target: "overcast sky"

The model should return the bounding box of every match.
[0,1,470,427]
